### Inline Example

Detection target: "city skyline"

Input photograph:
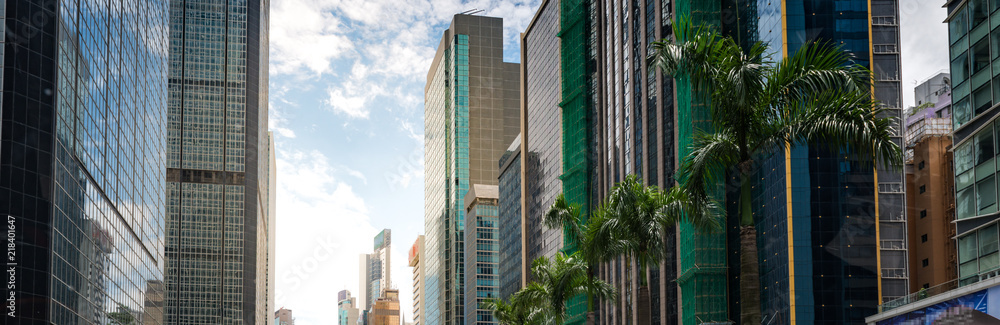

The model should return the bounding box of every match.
[0,1,954,325]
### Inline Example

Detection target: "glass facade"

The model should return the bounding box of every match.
[0,0,170,324]
[464,188,499,325]
[498,137,522,301]
[423,14,520,325]
[523,0,565,276]
[742,0,904,324]
[165,0,271,324]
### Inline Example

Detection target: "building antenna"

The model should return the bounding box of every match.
[461,8,485,15]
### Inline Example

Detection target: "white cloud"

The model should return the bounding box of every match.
[269,84,298,138]
[271,0,354,75]
[326,78,385,119]
[899,0,949,109]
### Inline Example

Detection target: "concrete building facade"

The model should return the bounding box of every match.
[410,236,426,325]
[423,13,520,325]
[339,290,361,325]
[371,290,401,325]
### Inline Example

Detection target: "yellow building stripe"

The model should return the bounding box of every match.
[781,1,796,324]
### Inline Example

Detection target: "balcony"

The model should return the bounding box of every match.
[872,16,898,26]
[874,44,899,54]
[880,239,906,250]
[881,268,908,279]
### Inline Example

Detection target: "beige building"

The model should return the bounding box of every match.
[370,290,401,325]
[275,308,294,325]
[409,236,425,325]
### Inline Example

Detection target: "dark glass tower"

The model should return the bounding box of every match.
[498,136,522,301]
[164,0,271,324]
[0,0,169,324]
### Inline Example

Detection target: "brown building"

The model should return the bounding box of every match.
[905,74,956,293]
[370,289,401,325]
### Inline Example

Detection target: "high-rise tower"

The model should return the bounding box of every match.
[424,13,520,325]
[0,0,169,324]
[164,0,272,323]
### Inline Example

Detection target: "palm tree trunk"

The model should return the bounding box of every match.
[739,173,762,325]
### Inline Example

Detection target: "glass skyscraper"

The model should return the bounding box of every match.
[424,14,520,325]
[164,0,272,324]
[0,1,169,325]
[498,136,523,301]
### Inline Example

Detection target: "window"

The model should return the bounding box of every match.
[951,6,970,42]
[923,258,930,267]
[979,129,996,165]
[976,85,994,116]
[923,283,931,289]
[919,161,926,170]
[953,51,970,85]
[959,187,976,219]
[957,143,975,174]
[920,209,928,218]
[978,176,997,211]
[973,0,990,28]
[973,38,991,73]
[920,185,927,194]
[955,97,972,128]
[922,234,928,243]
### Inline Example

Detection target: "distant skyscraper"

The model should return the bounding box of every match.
[268,132,277,324]
[360,254,372,311]
[0,0,169,324]
[364,229,392,307]
[339,290,361,325]
[275,308,294,325]
[498,135,524,301]
[424,14,520,325]
[463,185,500,325]
[164,0,272,323]
[409,236,426,325]
[370,290,401,325]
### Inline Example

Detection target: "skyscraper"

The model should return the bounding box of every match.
[946,0,1000,294]
[359,254,372,311]
[275,308,294,325]
[0,0,169,324]
[370,290,401,325]
[339,290,361,325]
[424,14,520,325]
[463,184,500,325]
[409,236,426,325]
[365,229,392,307]
[498,135,524,301]
[164,0,272,323]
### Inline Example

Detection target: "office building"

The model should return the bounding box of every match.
[0,0,169,324]
[339,290,361,325]
[904,73,955,293]
[409,236,426,325]
[463,185,500,325]
[363,229,392,307]
[370,290,401,325]
[164,0,272,323]
[945,0,1000,291]
[359,254,372,311]
[423,13,520,325]
[498,136,524,300]
[268,132,277,325]
[275,308,294,325]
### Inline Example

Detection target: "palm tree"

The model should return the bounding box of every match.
[519,252,617,325]
[583,175,719,323]
[482,290,550,325]
[650,19,902,324]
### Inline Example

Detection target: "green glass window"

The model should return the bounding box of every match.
[980,176,998,212]
[953,6,971,42]
[979,128,996,164]
[980,224,1000,255]
[955,51,971,86]
[959,186,976,219]
[974,0,991,27]
[956,97,972,128]
[958,143,975,173]
[962,233,981,263]
[976,85,994,115]
[975,38,992,73]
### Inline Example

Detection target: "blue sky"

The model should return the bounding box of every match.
[268,0,948,324]
[268,1,540,324]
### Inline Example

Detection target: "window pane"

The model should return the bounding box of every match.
[961,233,980,263]
[959,186,976,219]
[981,224,1000,255]
[974,38,991,73]
[979,128,996,164]
[982,253,1000,272]
[979,176,998,212]
[956,97,972,128]
[974,0,990,27]
[952,6,970,42]
[958,142,975,173]
[955,52,970,84]
[976,84,994,115]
